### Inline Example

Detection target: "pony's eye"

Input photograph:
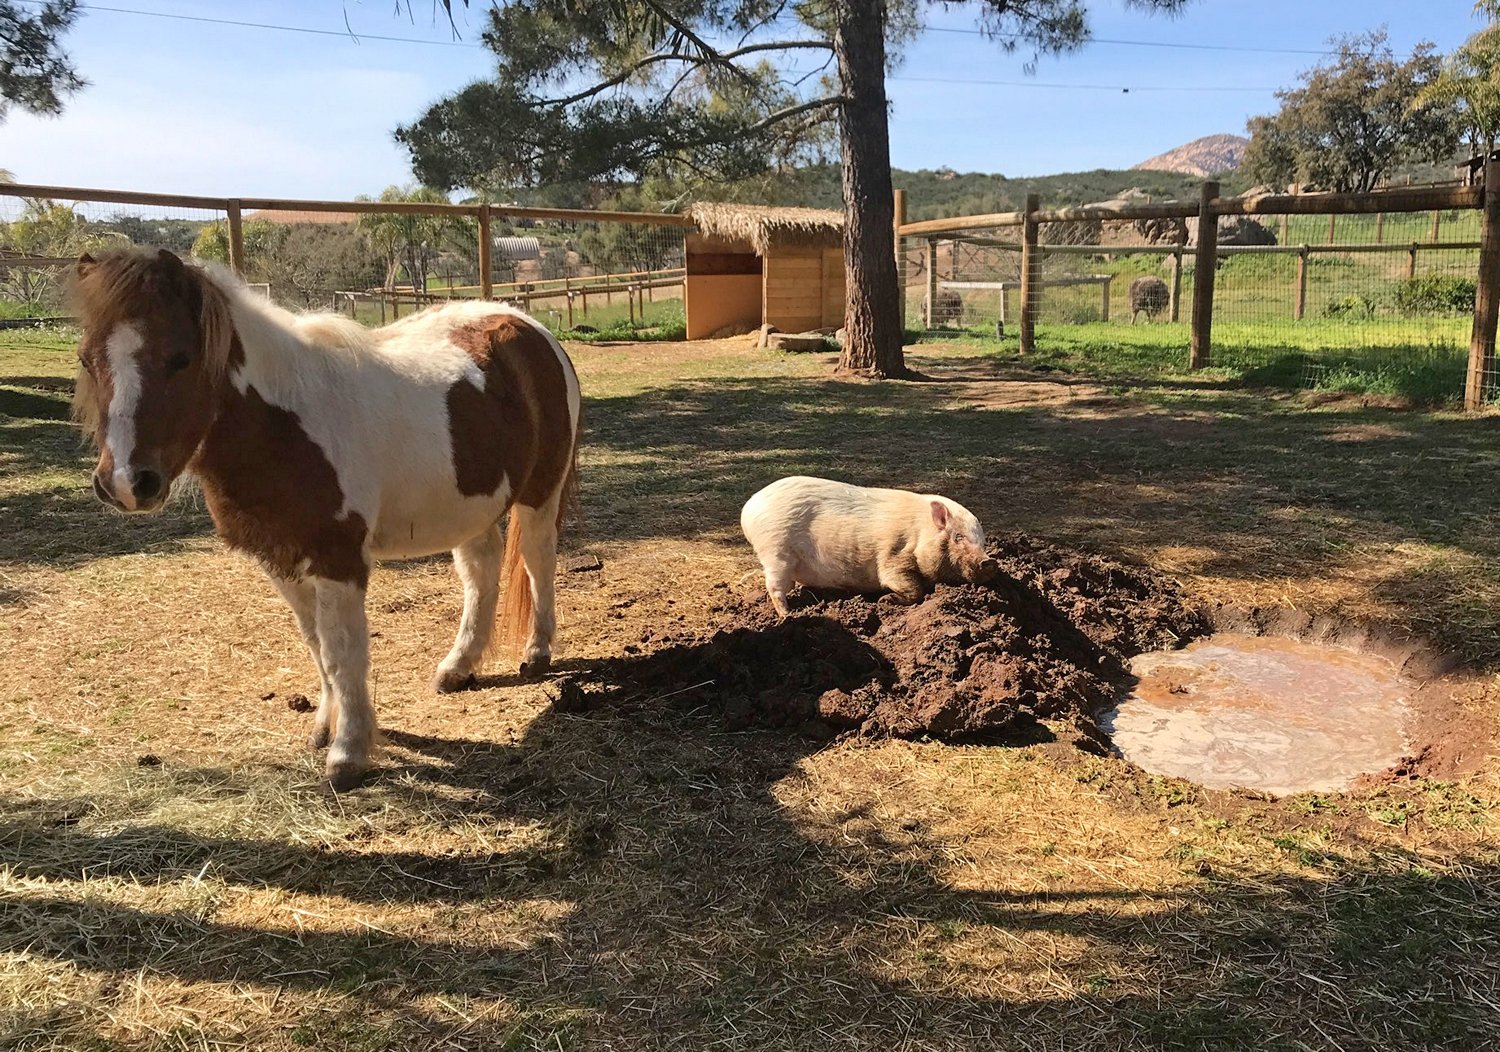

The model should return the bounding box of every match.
[166,351,191,373]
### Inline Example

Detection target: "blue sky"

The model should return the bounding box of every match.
[0,1,1486,198]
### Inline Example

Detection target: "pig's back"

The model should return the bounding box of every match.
[741,476,914,591]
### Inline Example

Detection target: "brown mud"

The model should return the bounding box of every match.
[552,532,1496,790]
[553,533,1206,744]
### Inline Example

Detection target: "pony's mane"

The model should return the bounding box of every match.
[69,248,238,444]
[70,248,238,379]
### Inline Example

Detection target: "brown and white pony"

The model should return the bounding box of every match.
[71,248,581,790]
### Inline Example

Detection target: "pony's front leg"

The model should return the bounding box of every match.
[267,574,336,750]
[313,577,376,791]
[433,523,502,693]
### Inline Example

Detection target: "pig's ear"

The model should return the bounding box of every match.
[930,501,950,530]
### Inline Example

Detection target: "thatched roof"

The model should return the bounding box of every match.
[687,202,843,255]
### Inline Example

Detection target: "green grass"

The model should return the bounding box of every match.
[910,207,1485,403]
[914,317,1476,404]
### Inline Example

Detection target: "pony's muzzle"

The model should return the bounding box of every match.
[94,465,166,513]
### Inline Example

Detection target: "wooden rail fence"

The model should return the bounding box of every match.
[898,169,1500,410]
[0,181,693,316]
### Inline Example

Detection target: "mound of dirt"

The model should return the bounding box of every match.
[554,533,1207,742]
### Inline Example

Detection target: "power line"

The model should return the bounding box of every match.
[891,75,1277,93]
[42,1,1335,59]
[25,1,486,48]
[922,24,1333,57]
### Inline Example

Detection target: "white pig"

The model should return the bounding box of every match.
[740,476,1001,617]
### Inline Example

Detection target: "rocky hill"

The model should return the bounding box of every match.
[1134,134,1249,178]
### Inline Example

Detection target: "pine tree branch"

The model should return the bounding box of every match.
[634,93,848,161]
[540,40,833,107]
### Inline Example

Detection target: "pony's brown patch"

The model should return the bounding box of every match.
[447,317,574,506]
[194,381,369,586]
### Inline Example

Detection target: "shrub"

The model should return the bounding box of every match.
[1324,294,1375,320]
[1393,276,1475,316]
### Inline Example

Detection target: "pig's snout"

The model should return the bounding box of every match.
[968,557,1001,585]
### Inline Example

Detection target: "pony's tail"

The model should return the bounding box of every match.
[498,511,532,662]
[497,412,582,662]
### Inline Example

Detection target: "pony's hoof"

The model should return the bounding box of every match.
[322,762,370,794]
[518,655,552,681]
[307,725,331,750]
[432,667,478,694]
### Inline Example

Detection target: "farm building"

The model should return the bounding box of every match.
[683,203,845,340]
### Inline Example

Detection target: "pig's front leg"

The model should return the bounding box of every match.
[762,561,795,617]
[878,555,929,605]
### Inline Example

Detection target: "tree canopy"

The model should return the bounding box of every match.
[1242,31,1457,194]
[398,0,1192,377]
[0,0,84,123]
[356,185,473,294]
[1416,1,1500,160]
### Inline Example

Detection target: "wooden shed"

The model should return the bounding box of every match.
[683,203,845,340]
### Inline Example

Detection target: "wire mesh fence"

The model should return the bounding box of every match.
[0,194,227,323]
[326,213,687,334]
[899,185,1492,404]
[0,187,691,339]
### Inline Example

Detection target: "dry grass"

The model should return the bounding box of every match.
[1,326,1498,1049]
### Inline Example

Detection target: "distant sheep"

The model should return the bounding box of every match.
[1129,276,1170,323]
[922,287,964,324]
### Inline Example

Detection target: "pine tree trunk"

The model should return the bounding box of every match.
[833,0,909,378]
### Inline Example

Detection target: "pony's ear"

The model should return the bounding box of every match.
[157,248,186,274]
[76,252,96,277]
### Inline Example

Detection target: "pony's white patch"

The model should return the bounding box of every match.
[214,284,567,560]
[103,322,145,508]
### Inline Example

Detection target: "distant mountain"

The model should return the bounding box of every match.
[1134,134,1249,178]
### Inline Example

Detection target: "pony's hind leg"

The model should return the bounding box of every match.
[513,499,561,680]
[313,576,377,792]
[268,574,336,750]
[433,523,502,693]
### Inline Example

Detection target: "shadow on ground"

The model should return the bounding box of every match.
[2,675,1495,1049]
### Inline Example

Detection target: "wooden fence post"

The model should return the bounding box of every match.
[1190,180,1219,369]
[924,238,938,327]
[1375,212,1386,243]
[1278,212,1289,245]
[1294,245,1309,321]
[1326,213,1336,244]
[1100,276,1111,322]
[226,199,245,277]
[1466,159,1500,410]
[478,204,493,300]
[1430,208,1442,242]
[1019,192,1040,354]
[1407,242,1419,280]
[893,188,908,331]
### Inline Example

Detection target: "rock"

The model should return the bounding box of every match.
[564,554,604,573]
[767,332,831,353]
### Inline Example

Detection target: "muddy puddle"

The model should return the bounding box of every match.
[1102,634,1412,795]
